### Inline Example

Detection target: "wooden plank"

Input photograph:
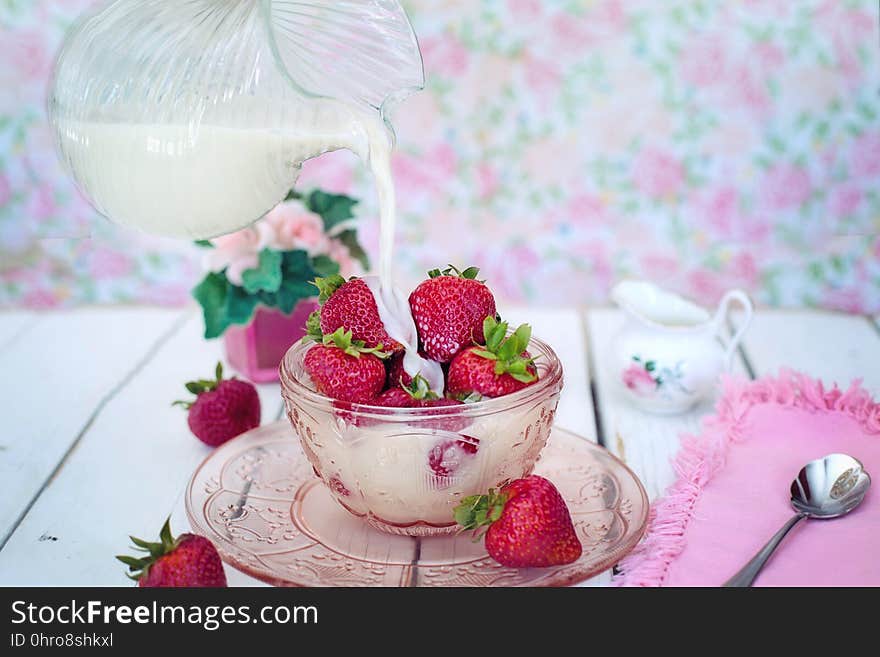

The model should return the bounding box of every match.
[741,310,880,394]
[0,311,38,353]
[0,308,185,547]
[0,311,284,585]
[500,307,607,587]
[585,308,749,502]
[504,307,597,441]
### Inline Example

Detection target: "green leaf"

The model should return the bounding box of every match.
[304,310,323,343]
[284,189,303,202]
[472,348,497,360]
[306,190,358,232]
[185,382,202,395]
[336,229,370,270]
[312,274,346,304]
[277,279,318,314]
[428,268,443,279]
[116,555,148,569]
[159,518,173,549]
[311,254,340,279]
[193,240,214,248]
[215,361,223,382]
[460,266,480,279]
[224,284,259,328]
[241,248,283,294]
[645,361,656,372]
[192,272,230,339]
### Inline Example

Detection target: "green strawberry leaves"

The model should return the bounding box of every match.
[428,264,482,280]
[473,317,538,384]
[116,517,180,582]
[322,327,389,359]
[312,274,346,304]
[453,489,507,539]
[303,310,324,344]
[402,374,440,401]
[173,362,226,410]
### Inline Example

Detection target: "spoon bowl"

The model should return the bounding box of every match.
[724,453,871,587]
[790,453,871,519]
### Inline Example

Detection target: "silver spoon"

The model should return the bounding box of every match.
[723,453,871,587]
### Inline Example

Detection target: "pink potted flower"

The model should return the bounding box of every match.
[192,189,366,382]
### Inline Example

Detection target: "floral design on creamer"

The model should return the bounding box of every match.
[623,356,691,397]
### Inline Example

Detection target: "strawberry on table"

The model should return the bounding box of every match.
[409,265,496,363]
[446,317,538,398]
[454,475,582,568]
[174,362,260,447]
[117,518,227,587]
[303,327,388,403]
[312,274,403,353]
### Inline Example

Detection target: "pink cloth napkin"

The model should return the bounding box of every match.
[615,370,880,587]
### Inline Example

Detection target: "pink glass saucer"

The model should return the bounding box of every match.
[185,422,648,587]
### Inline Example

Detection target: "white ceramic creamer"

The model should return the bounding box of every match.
[610,280,753,414]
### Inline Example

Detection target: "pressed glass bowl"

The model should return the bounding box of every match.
[279,336,564,536]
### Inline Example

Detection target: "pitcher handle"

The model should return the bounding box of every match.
[713,290,754,369]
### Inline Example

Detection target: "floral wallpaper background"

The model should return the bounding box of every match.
[1,0,878,312]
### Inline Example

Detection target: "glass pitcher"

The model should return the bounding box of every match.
[48,0,424,239]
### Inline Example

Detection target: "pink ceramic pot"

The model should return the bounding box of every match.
[224,299,319,383]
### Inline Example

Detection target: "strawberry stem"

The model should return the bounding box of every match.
[322,327,389,360]
[116,517,181,582]
[175,361,227,411]
[473,317,538,383]
[427,265,482,281]
[453,489,507,538]
[311,274,346,304]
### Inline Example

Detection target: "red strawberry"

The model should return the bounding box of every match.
[446,317,538,398]
[385,352,413,388]
[303,328,387,403]
[454,475,582,568]
[313,275,402,353]
[409,265,496,363]
[375,386,418,407]
[428,435,480,482]
[117,518,227,587]
[174,362,260,447]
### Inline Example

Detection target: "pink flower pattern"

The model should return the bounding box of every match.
[0,1,878,313]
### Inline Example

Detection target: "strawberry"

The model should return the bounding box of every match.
[409,265,496,363]
[312,274,402,353]
[454,475,582,568]
[174,362,260,447]
[385,352,413,388]
[303,327,388,403]
[428,436,480,483]
[117,518,227,587]
[446,317,538,398]
[375,374,438,407]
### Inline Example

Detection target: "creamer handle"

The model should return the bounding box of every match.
[714,290,753,370]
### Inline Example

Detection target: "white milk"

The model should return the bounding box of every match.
[57,99,431,384]
[55,98,385,241]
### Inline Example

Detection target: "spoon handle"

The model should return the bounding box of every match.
[722,513,806,587]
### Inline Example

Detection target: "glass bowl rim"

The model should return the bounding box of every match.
[279,333,564,418]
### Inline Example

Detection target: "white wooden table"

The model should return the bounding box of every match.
[0,305,878,586]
